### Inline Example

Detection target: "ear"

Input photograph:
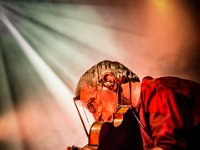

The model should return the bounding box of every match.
[102,73,118,91]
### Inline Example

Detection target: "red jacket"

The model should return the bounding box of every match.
[138,76,200,150]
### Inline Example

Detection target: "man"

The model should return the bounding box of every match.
[70,60,200,150]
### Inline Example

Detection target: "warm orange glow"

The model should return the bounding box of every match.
[0,0,199,149]
[152,0,169,11]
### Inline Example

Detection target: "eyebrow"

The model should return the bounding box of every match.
[73,96,80,100]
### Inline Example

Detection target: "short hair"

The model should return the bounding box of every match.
[74,60,140,100]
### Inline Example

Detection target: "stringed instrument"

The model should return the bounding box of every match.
[67,105,143,150]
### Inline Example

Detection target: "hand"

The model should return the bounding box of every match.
[151,147,164,150]
[67,145,82,150]
[66,145,97,150]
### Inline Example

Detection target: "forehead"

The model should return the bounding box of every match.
[79,85,95,104]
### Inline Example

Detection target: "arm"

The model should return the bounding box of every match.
[146,85,186,149]
[138,76,191,149]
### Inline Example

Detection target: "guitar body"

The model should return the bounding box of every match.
[88,106,143,150]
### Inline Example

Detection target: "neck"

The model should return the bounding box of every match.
[121,82,141,107]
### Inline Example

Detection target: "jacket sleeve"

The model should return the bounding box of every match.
[139,79,187,150]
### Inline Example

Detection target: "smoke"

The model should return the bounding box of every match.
[104,0,200,82]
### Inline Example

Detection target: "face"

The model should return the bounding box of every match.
[80,85,118,121]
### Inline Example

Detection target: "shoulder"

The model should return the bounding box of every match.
[139,76,163,103]
[142,76,200,88]
[141,76,200,97]
[141,76,162,89]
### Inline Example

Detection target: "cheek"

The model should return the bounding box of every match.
[97,88,118,112]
